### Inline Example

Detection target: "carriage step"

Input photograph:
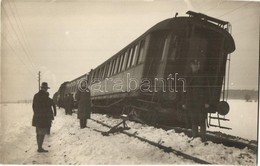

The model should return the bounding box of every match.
[131,105,150,112]
[136,99,160,106]
[209,124,232,130]
[209,116,230,121]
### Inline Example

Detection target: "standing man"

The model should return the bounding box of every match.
[75,81,91,129]
[67,93,74,115]
[32,82,53,152]
[64,94,69,115]
[182,60,210,141]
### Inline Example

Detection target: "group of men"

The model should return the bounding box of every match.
[32,81,91,152]
[32,59,209,152]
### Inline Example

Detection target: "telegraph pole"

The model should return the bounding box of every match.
[38,71,41,91]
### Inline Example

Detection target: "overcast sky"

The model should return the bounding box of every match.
[1,0,259,102]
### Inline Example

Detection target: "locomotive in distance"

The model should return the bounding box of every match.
[54,11,235,127]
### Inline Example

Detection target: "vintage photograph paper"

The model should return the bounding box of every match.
[1,0,259,165]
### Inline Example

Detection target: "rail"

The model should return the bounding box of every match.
[90,118,211,164]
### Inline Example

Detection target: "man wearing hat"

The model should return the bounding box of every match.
[32,82,53,152]
[75,80,92,128]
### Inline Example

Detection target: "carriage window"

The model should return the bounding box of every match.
[114,56,120,74]
[136,40,145,64]
[98,69,101,79]
[113,58,118,75]
[100,66,105,80]
[104,64,109,79]
[122,51,128,71]
[117,54,123,73]
[108,61,113,77]
[110,60,114,76]
[121,53,125,71]
[98,68,102,79]
[124,51,130,70]
[96,69,100,80]
[161,34,171,61]
[102,66,106,79]
[106,63,110,77]
[115,56,120,74]
[120,54,124,72]
[117,55,121,73]
[107,62,112,77]
[109,60,114,76]
[111,59,116,75]
[95,70,98,79]
[168,36,178,61]
[131,45,138,66]
[102,65,106,79]
[98,67,102,79]
[114,57,118,74]
[118,54,124,72]
[127,47,135,68]
[126,48,133,69]
[100,68,103,79]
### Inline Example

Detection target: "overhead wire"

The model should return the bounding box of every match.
[202,1,257,37]
[218,2,258,37]
[203,0,223,13]
[7,0,38,72]
[2,5,38,74]
[218,1,252,18]
[2,34,37,78]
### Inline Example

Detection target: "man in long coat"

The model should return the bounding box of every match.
[182,60,210,141]
[64,94,69,115]
[75,81,91,128]
[32,82,53,152]
[67,94,74,115]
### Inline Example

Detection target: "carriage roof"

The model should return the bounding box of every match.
[90,11,235,72]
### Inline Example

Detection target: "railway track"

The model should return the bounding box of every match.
[155,124,257,152]
[95,113,257,152]
[90,118,212,164]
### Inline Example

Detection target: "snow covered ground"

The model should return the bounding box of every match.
[0,101,257,164]
[208,99,258,141]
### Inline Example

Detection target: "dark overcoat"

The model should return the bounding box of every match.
[32,90,53,128]
[75,89,91,119]
[67,95,74,110]
[182,73,209,125]
[64,96,69,109]
[48,97,56,120]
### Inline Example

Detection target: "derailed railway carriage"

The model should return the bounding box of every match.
[55,11,235,128]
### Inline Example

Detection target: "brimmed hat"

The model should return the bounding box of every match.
[41,82,50,89]
[190,59,200,65]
